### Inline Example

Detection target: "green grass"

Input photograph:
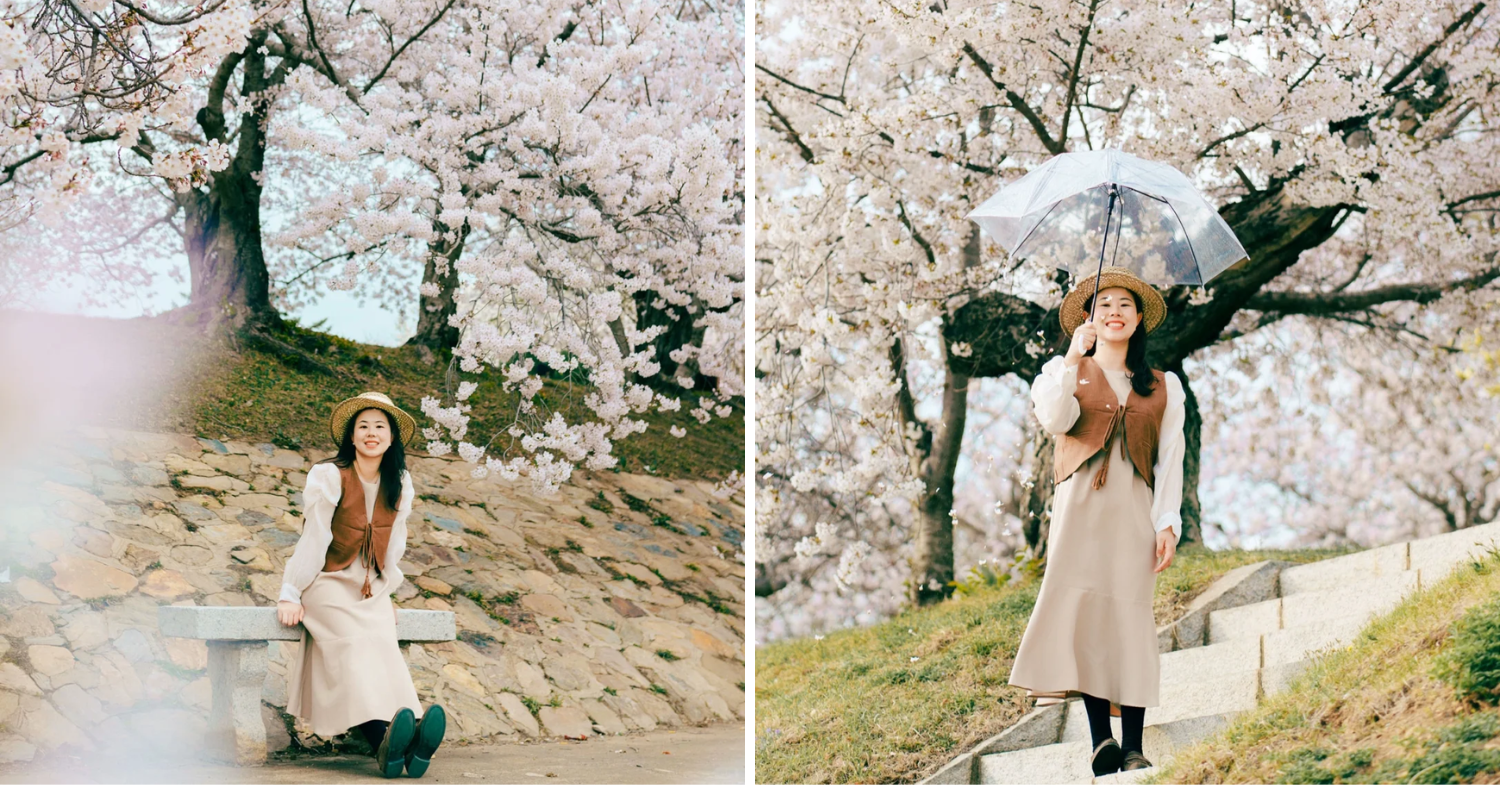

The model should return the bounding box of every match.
[754,546,1345,785]
[44,313,742,479]
[1154,548,1500,784]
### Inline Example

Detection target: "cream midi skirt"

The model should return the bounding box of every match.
[1009,381,1161,707]
[286,564,421,737]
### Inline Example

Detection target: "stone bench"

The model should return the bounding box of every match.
[158,605,456,765]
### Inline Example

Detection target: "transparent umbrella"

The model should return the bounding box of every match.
[967,149,1247,292]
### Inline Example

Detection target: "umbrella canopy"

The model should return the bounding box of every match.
[967,149,1247,287]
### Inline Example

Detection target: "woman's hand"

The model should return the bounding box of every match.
[1154,530,1177,573]
[1065,323,1098,366]
[277,600,305,627]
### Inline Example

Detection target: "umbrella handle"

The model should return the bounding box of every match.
[1087,184,1118,324]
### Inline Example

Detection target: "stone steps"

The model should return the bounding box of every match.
[1207,571,1419,645]
[941,522,1500,785]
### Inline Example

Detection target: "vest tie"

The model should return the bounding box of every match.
[359,522,376,599]
[1091,403,1129,490]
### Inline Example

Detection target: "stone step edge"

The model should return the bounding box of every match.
[921,561,1296,785]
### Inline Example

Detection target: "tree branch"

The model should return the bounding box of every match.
[1381,2,1485,94]
[1246,263,1500,315]
[761,95,815,164]
[962,42,1064,154]
[754,64,844,104]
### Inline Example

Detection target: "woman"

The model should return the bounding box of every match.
[1008,266,1186,776]
[275,391,447,778]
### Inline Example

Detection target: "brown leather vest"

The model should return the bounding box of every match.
[1052,356,1169,490]
[322,465,395,597]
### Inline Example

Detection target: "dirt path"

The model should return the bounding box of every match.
[0,723,746,784]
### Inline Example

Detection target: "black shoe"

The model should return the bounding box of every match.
[1122,750,1153,771]
[1091,738,1124,776]
[376,708,417,779]
[404,704,446,778]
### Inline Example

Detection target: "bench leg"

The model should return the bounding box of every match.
[205,640,270,765]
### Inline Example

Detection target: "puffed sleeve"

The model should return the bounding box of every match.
[1150,372,1187,541]
[278,463,341,604]
[1031,356,1082,435]
[379,470,415,596]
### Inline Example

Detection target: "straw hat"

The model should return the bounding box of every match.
[1059,266,1168,337]
[329,392,417,446]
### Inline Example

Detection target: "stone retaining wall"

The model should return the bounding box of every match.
[0,428,745,763]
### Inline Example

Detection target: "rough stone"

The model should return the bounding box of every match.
[415,576,453,595]
[139,569,197,598]
[49,683,107,728]
[17,696,89,751]
[495,692,540,737]
[521,593,574,621]
[0,734,34,764]
[73,528,116,558]
[28,645,76,676]
[610,597,648,618]
[0,663,42,696]
[50,554,138,599]
[538,706,595,738]
[167,638,209,671]
[60,612,109,651]
[0,606,56,638]
[14,577,61,605]
[119,543,163,574]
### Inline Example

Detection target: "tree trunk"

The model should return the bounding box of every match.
[910,364,971,606]
[174,172,276,330]
[158,32,284,333]
[1020,430,1056,559]
[1168,362,1204,546]
[634,293,715,389]
[408,222,468,350]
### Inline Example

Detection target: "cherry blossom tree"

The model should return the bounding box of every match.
[272,0,745,490]
[757,0,1500,634]
[1,0,745,492]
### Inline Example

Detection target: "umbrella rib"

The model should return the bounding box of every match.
[1161,197,1203,284]
[1012,198,1067,257]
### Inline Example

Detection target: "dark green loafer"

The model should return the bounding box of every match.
[376,708,417,778]
[405,704,446,778]
[1122,750,1153,771]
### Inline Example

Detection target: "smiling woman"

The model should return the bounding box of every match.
[274,392,447,778]
[1007,266,1185,776]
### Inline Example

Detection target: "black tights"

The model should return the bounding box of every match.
[1081,693,1145,753]
[357,719,389,754]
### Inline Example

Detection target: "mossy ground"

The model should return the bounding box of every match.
[13,311,742,480]
[1154,548,1500,785]
[754,546,1345,784]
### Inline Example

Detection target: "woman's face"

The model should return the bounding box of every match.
[1091,286,1142,343]
[351,409,393,460]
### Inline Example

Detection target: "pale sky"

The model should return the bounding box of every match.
[28,255,416,347]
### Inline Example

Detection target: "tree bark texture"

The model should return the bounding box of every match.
[909,364,971,606]
[633,293,716,390]
[408,221,469,350]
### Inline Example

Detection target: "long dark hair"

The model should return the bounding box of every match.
[1083,288,1157,397]
[318,408,406,509]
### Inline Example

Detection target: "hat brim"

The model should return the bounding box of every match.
[329,396,418,447]
[1059,268,1167,337]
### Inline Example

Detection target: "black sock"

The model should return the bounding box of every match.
[1120,705,1145,753]
[1081,693,1114,748]
[357,719,389,754]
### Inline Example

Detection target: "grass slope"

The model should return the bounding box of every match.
[8,311,743,480]
[754,546,1345,784]
[1155,548,1500,785]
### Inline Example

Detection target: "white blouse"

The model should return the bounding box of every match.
[278,462,415,604]
[1030,356,1186,541]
